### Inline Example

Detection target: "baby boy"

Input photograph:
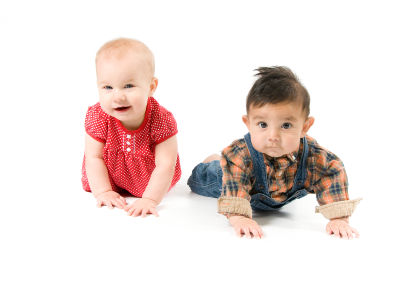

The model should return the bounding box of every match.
[188,66,362,239]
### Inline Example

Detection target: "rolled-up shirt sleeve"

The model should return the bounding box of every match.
[217,140,254,219]
[312,144,362,219]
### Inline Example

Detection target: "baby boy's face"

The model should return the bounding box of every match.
[243,102,314,158]
[96,54,156,130]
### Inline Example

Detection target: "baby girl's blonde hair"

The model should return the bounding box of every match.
[96,37,155,77]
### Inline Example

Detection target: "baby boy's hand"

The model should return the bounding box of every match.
[326,217,359,240]
[229,215,264,239]
[124,198,159,217]
[96,191,127,210]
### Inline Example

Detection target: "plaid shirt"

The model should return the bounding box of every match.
[219,135,350,217]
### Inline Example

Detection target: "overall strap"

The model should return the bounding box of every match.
[290,137,309,193]
[244,133,269,195]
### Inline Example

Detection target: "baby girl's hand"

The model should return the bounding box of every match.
[96,191,127,209]
[124,198,159,217]
[326,217,359,240]
[229,215,264,239]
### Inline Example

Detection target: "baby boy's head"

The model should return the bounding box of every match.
[95,38,158,130]
[242,66,315,158]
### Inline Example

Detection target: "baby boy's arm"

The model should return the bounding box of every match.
[311,143,362,239]
[124,135,178,217]
[84,134,127,209]
[217,144,264,238]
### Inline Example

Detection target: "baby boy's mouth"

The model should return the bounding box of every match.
[114,106,131,112]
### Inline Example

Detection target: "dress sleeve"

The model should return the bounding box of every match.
[84,103,109,143]
[151,107,178,145]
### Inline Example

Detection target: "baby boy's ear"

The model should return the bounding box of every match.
[301,117,315,137]
[242,115,250,130]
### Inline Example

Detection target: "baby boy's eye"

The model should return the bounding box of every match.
[258,122,268,129]
[125,84,134,88]
[104,86,113,90]
[281,123,292,129]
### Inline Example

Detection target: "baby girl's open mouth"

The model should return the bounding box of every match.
[114,106,131,113]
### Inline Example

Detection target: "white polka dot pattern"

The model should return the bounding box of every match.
[81,97,181,197]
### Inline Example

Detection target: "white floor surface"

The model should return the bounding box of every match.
[1,1,415,287]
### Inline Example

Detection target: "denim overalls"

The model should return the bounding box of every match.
[187,133,310,211]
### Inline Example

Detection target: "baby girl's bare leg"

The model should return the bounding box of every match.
[203,154,220,163]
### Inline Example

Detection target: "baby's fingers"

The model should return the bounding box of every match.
[339,226,349,239]
[250,227,260,239]
[132,207,143,217]
[332,226,340,238]
[343,227,355,240]
[351,227,360,239]
[150,207,159,217]
[123,204,131,212]
[254,225,264,239]
[115,198,126,209]
[110,199,124,209]
[125,205,135,216]
[234,226,243,238]
[127,207,137,216]
[104,200,114,210]
[243,227,252,239]
[120,196,127,205]
[141,208,149,218]
[256,225,264,239]
[96,198,103,208]
[326,225,333,235]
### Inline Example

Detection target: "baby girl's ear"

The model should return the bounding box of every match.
[301,116,315,137]
[149,77,159,97]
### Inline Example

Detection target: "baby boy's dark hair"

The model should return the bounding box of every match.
[246,66,310,118]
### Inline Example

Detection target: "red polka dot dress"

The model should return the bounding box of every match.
[81,97,181,197]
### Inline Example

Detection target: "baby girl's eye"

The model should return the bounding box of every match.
[104,86,112,90]
[258,122,268,129]
[281,123,292,129]
[125,84,134,88]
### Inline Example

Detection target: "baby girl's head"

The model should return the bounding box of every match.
[95,38,158,130]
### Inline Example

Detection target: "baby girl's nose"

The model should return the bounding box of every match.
[114,92,126,102]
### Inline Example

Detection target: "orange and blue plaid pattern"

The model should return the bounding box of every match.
[220,135,349,210]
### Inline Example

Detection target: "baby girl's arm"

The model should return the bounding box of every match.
[124,135,178,217]
[84,134,127,209]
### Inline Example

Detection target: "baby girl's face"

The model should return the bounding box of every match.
[96,55,157,130]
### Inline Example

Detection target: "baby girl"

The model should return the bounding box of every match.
[82,38,181,217]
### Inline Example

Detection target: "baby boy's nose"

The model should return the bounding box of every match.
[268,129,280,141]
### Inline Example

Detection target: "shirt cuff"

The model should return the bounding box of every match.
[315,198,363,219]
[217,196,252,219]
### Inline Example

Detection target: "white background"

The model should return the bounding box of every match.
[1,1,415,287]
